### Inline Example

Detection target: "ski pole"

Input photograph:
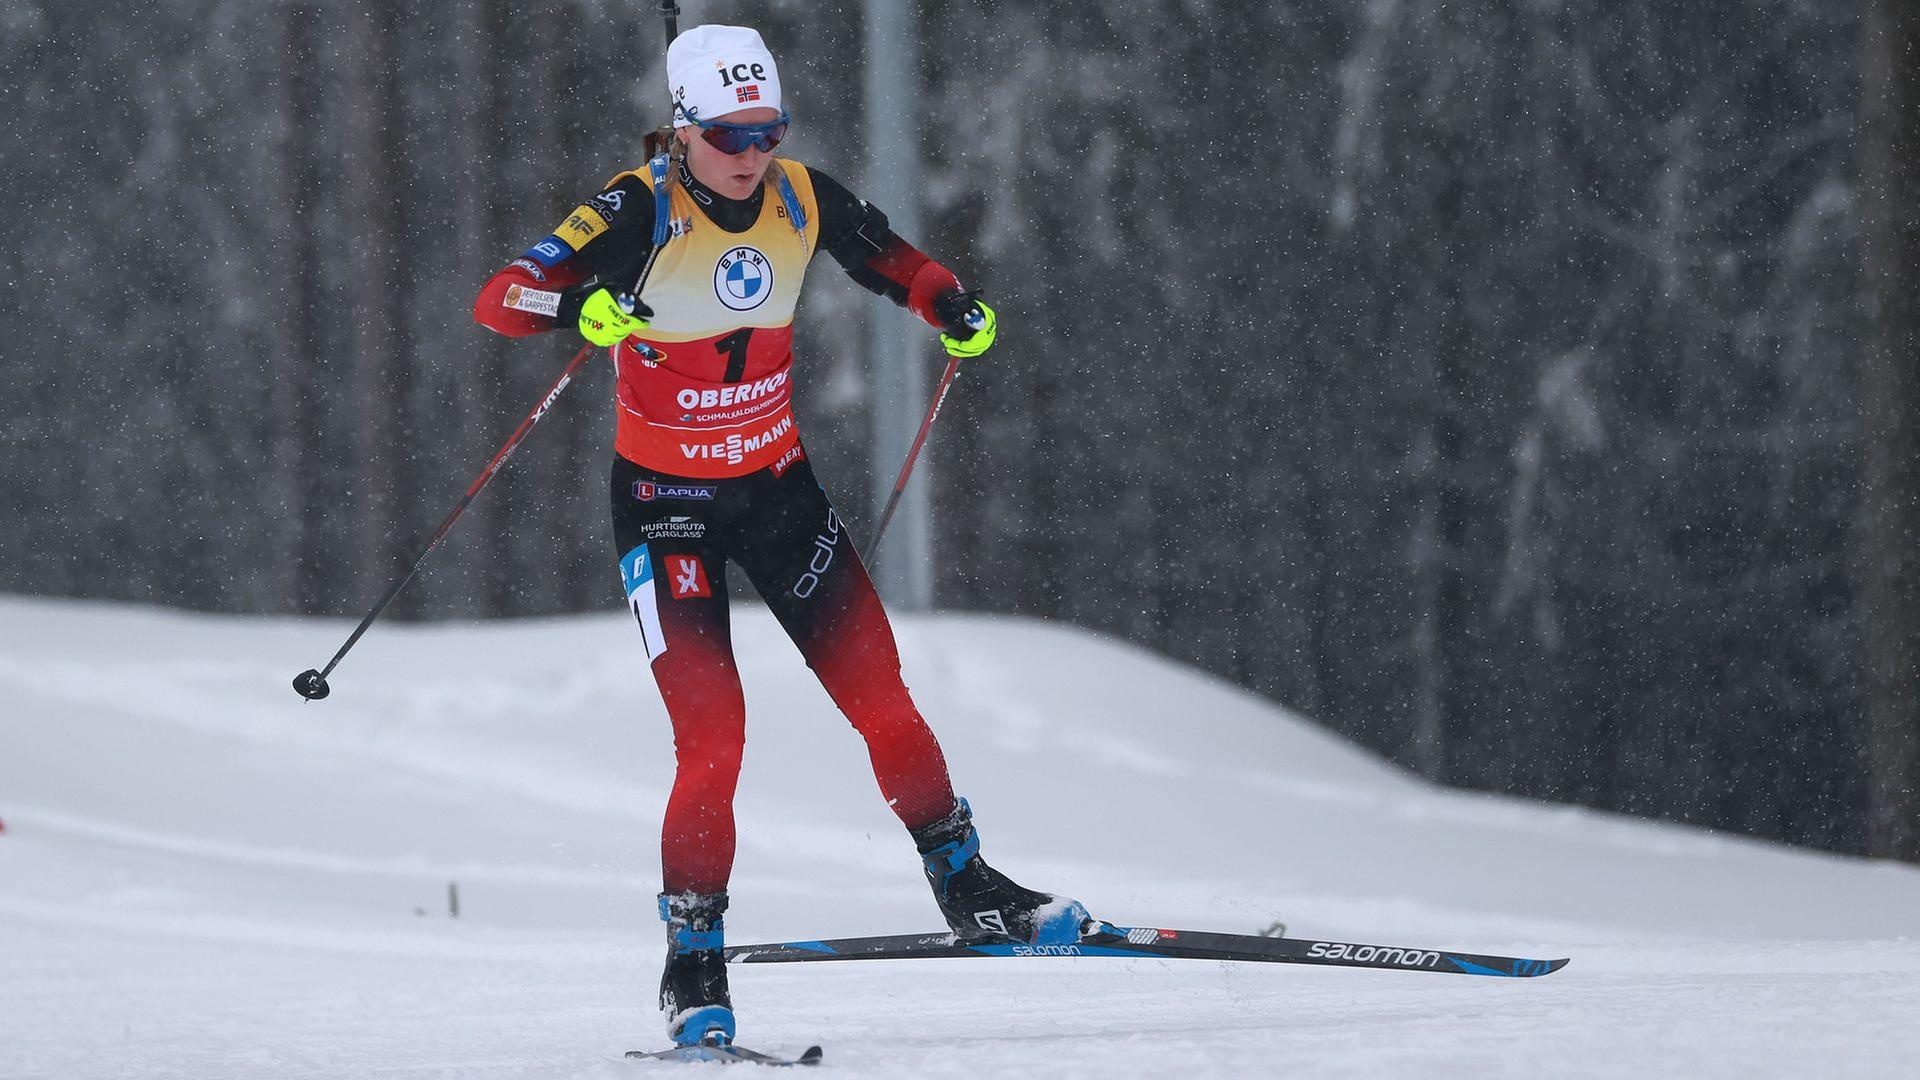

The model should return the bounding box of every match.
[294,3,687,701]
[292,342,596,700]
[865,352,964,565]
[866,302,989,562]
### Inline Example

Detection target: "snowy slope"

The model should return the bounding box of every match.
[2,595,1918,1079]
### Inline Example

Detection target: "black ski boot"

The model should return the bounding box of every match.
[910,799,1090,946]
[658,891,734,1047]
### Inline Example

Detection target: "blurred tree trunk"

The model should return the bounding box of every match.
[458,0,513,617]
[346,0,414,612]
[1861,0,1920,863]
[552,0,603,613]
[272,3,325,613]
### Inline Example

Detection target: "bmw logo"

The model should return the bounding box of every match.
[715,246,773,311]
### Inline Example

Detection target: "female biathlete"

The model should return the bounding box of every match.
[472,25,1088,1047]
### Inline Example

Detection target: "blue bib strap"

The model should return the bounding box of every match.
[649,152,673,248]
[772,164,808,239]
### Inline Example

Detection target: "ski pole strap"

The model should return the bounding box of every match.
[649,152,673,247]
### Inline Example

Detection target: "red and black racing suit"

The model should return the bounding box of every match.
[474,156,970,895]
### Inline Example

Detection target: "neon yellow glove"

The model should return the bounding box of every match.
[575,287,652,347]
[939,299,997,359]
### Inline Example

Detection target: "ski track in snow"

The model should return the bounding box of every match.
[3,596,1919,1079]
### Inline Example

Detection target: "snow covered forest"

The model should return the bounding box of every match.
[3,0,1915,860]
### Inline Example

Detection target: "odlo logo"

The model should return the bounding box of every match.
[791,510,841,598]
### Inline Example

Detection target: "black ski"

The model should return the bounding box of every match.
[725,920,1568,978]
[625,1042,823,1067]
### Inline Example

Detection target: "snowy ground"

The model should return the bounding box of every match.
[3,595,1918,1079]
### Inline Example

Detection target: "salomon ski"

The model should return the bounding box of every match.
[625,1041,823,1067]
[725,920,1568,978]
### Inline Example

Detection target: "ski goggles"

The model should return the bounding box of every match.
[696,112,791,155]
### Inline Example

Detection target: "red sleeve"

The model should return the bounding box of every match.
[473,260,589,338]
[864,238,964,331]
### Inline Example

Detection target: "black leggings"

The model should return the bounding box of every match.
[610,449,957,894]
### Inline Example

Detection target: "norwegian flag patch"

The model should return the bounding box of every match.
[735,84,761,103]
